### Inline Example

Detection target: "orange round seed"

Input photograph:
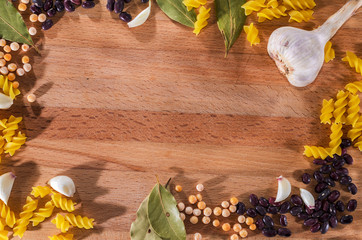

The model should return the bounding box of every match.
[12,81,19,89]
[249,224,256,231]
[27,94,36,103]
[0,39,6,47]
[4,54,11,62]
[7,63,17,72]
[222,223,231,231]
[175,185,182,192]
[188,195,197,204]
[0,59,6,67]
[197,201,206,210]
[18,3,27,11]
[245,217,254,226]
[7,73,15,81]
[22,44,29,52]
[30,14,38,22]
[239,229,248,238]
[3,45,11,53]
[22,56,30,64]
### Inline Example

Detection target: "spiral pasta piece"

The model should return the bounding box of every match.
[328,123,342,156]
[193,6,211,35]
[354,135,362,151]
[4,132,26,156]
[324,41,335,63]
[244,23,260,46]
[0,201,16,228]
[257,6,287,22]
[333,90,348,124]
[13,196,38,238]
[51,193,76,212]
[0,230,8,240]
[288,9,314,23]
[65,213,94,229]
[0,75,20,100]
[31,186,52,198]
[30,201,54,227]
[303,146,332,159]
[320,99,334,124]
[342,51,362,75]
[51,214,70,233]
[266,0,278,8]
[345,81,362,95]
[182,0,206,11]
[241,0,266,15]
[282,0,316,10]
[48,234,73,240]
[346,93,360,127]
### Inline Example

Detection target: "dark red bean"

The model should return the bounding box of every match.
[324,178,335,187]
[318,188,330,200]
[340,138,352,148]
[255,219,265,230]
[30,5,42,14]
[279,202,291,214]
[339,176,352,185]
[329,215,338,228]
[322,201,330,212]
[119,11,132,22]
[269,197,281,206]
[314,171,324,182]
[302,173,311,184]
[47,8,57,17]
[333,158,345,169]
[64,1,75,11]
[336,168,349,176]
[262,228,277,237]
[55,0,64,11]
[256,205,267,216]
[267,206,279,214]
[304,218,318,227]
[348,183,357,195]
[320,165,332,174]
[141,0,148,2]
[114,0,124,13]
[33,0,44,8]
[41,19,53,30]
[106,0,115,11]
[305,207,314,215]
[330,171,339,181]
[277,228,292,237]
[347,199,357,212]
[329,203,336,215]
[327,190,340,203]
[280,215,288,226]
[313,159,326,165]
[124,0,131,2]
[310,223,321,233]
[249,194,259,207]
[246,208,257,218]
[314,200,322,211]
[340,215,353,224]
[82,0,94,8]
[259,197,269,208]
[297,212,309,220]
[263,215,274,228]
[341,148,348,155]
[344,154,353,164]
[70,0,81,5]
[236,202,246,215]
[321,222,329,234]
[336,200,345,212]
[311,210,324,218]
[291,195,303,206]
[319,213,331,222]
[43,0,53,11]
[315,182,327,193]
[325,156,333,162]
[290,206,303,216]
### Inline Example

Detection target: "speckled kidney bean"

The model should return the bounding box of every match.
[318,188,331,200]
[320,165,332,174]
[319,213,331,222]
[313,159,326,165]
[236,202,246,215]
[302,173,311,184]
[314,200,322,211]
[297,212,309,220]
[290,206,303,216]
[311,210,324,218]
[324,178,335,187]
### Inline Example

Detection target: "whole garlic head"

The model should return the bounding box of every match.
[48,176,76,197]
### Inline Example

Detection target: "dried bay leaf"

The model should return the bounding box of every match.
[0,0,35,47]
[215,0,247,56]
[156,0,196,28]
[148,183,186,240]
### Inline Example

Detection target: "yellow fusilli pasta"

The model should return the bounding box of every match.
[241,0,266,15]
[324,41,335,63]
[65,213,94,229]
[288,9,314,23]
[342,51,362,75]
[51,193,76,212]
[244,23,260,46]
[31,186,52,198]
[320,99,334,124]
[257,6,287,22]
[345,81,362,95]
[282,0,316,10]
[4,131,26,156]
[48,234,73,240]
[266,0,278,8]
[333,90,348,124]
[2,116,22,142]
[303,146,332,159]
[193,6,211,35]
[0,201,16,228]
[346,93,360,127]
[354,135,362,151]
[13,196,38,238]
[329,123,342,156]
[0,230,8,240]
[30,201,54,226]
[182,0,206,11]
[0,75,20,100]
[51,214,70,233]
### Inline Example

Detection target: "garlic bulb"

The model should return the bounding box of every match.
[0,172,16,205]
[48,176,76,197]
[275,176,291,202]
[268,0,362,87]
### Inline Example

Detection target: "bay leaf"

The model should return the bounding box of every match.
[148,183,186,240]
[215,0,247,56]
[156,0,196,28]
[0,0,35,47]
[130,196,162,240]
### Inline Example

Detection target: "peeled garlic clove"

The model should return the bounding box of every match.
[0,172,16,205]
[127,0,151,28]
[48,176,76,197]
[300,188,315,209]
[275,175,291,202]
[0,93,13,109]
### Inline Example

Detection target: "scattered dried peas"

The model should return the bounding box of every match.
[18,3,27,11]
[222,209,230,217]
[213,219,220,227]
[222,223,231,231]
[202,216,210,224]
[7,73,15,81]
[10,42,19,51]
[179,213,186,221]
[203,207,212,216]
[3,45,11,53]
[230,197,238,205]
[8,63,17,72]
[0,39,6,47]
[239,229,248,238]
[0,67,8,75]
[221,201,230,208]
[22,56,30,64]
[238,215,246,224]
[27,94,36,103]
[194,233,202,240]
[23,63,32,72]
[185,206,193,215]
[245,217,254,226]
[213,207,222,216]
[196,183,204,192]
[29,27,37,36]
[175,185,182,192]
[197,201,206,210]
[0,52,3,58]
[38,14,47,23]
[177,202,185,211]
[190,216,198,224]
[4,54,11,61]
[230,234,239,240]
[21,0,30,4]
[233,223,242,232]
[12,81,19,89]
[21,44,29,52]
[196,193,202,201]
[0,59,5,67]
[188,195,197,204]
[249,224,256,230]
[193,208,201,216]
[16,68,25,76]
[229,205,237,213]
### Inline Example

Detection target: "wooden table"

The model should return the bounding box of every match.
[7,0,362,239]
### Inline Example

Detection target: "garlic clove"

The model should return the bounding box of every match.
[275,175,291,202]
[0,172,16,205]
[300,188,315,209]
[48,176,76,197]
[127,0,151,28]
[0,93,13,109]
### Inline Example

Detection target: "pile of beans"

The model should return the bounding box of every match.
[106,0,149,23]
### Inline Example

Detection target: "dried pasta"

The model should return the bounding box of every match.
[65,213,94,229]
[288,10,314,23]
[345,81,362,95]
[4,131,26,156]
[31,186,52,198]
[0,75,20,100]
[13,196,38,238]
[333,90,348,124]
[303,146,332,159]
[342,51,362,75]
[354,135,362,151]
[0,230,8,240]
[266,0,278,8]
[347,121,362,142]
[51,214,70,233]
[30,201,54,226]
[324,41,335,63]
[51,193,76,212]
[346,93,360,127]
[182,0,206,11]
[282,0,316,10]
[241,0,266,15]
[0,201,16,228]
[257,6,287,22]
[48,234,73,240]
[193,6,211,35]
[328,123,342,156]
[244,23,260,46]
[320,99,334,124]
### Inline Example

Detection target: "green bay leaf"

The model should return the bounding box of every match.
[148,183,186,240]
[215,0,247,56]
[0,0,34,47]
[130,196,162,240]
[156,0,196,28]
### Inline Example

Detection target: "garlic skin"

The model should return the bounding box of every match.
[300,188,315,209]
[275,176,291,202]
[268,0,362,87]
[0,93,13,109]
[48,176,76,197]
[0,172,16,205]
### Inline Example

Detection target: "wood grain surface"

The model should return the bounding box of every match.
[4,0,362,239]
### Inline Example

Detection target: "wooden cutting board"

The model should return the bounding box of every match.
[7,0,362,239]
